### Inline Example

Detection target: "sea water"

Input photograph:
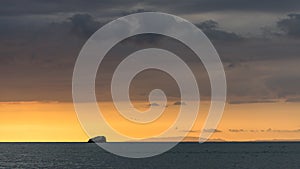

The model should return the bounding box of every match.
[0,142,299,169]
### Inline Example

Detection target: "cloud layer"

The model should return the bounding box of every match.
[0,1,300,102]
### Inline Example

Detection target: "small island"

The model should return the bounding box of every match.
[88,136,107,143]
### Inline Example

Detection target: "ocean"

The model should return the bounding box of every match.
[0,142,299,169]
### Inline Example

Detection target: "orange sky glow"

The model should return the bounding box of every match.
[0,101,299,142]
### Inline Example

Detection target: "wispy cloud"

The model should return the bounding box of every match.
[229,128,300,133]
[285,97,300,102]
[137,136,225,142]
[173,102,186,106]
[181,129,222,133]
[228,100,278,104]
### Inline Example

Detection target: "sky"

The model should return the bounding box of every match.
[0,0,300,142]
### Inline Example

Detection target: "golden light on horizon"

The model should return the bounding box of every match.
[0,101,299,142]
[0,101,88,142]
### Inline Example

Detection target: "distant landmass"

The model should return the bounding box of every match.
[88,136,107,143]
[85,135,300,143]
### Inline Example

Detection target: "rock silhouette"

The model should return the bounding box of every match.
[88,136,107,143]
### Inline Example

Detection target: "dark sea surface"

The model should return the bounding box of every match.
[0,142,299,169]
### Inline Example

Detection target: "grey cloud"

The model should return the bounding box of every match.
[277,13,300,38]
[69,13,102,38]
[228,100,277,104]
[285,97,300,102]
[122,34,166,46]
[0,13,99,66]
[208,13,300,64]
[265,75,300,98]
[120,9,153,16]
[149,0,300,14]
[0,13,99,102]
[1,0,300,17]
[1,7,300,103]
[197,20,243,41]
[0,0,138,16]
[213,37,300,64]
[116,19,244,55]
[2,6,299,63]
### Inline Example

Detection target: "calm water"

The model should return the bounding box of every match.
[0,142,299,169]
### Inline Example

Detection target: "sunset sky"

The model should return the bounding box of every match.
[0,0,300,142]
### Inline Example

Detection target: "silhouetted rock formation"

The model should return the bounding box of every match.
[88,136,107,143]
